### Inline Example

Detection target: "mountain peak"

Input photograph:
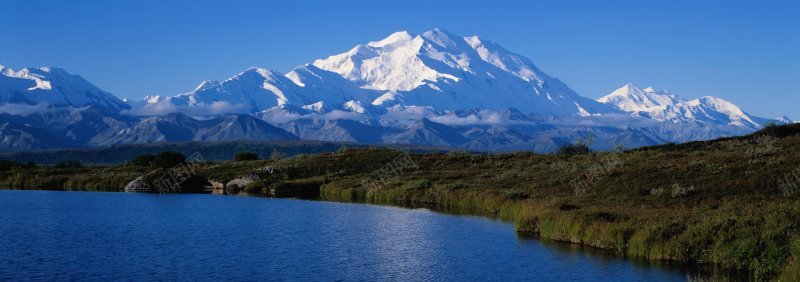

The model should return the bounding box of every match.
[691,96,757,127]
[38,66,69,74]
[777,115,794,124]
[599,83,682,112]
[424,27,456,36]
[643,86,664,93]
[367,31,414,47]
[193,80,221,92]
[620,83,643,93]
[233,67,282,81]
[421,28,462,48]
[245,66,273,74]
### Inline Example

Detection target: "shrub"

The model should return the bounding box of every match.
[447,150,472,158]
[271,178,323,198]
[130,154,156,167]
[55,161,83,168]
[234,151,260,161]
[503,190,530,200]
[670,183,696,197]
[559,203,580,211]
[443,182,468,190]
[556,142,591,157]
[153,152,186,169]
[132,153,187,168]
[402,179,431,190]
[757,122,800,138]
[650,187,665,196]
[650,184,696,197]
[0,160,25,171]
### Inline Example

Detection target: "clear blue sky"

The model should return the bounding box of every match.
[1,0,798,118]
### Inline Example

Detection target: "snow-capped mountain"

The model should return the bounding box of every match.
[313,28,616,116]
[132,67,301,116]
[598,84,682,112]
[0,65,129,115]
[134,64,383,116]
[0,29,791,152]
[775,116,795,124]
[599,83,762,129]
[136,29,616,118]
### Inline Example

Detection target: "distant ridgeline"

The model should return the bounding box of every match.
[0,140,452,165]
[0,141,343,165]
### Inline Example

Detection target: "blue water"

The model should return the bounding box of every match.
[0,191,692,281]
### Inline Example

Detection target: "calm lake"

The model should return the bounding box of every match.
[0,190,700,281]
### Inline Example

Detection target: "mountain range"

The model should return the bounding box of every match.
[0,29,792,152]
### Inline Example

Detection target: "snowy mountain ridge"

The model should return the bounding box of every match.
[598,83,762,129]
[128,29,626,120]
[0,65,129,115]
[311,28,615,116]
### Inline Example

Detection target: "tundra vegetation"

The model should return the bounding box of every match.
[1,123,800,280]
[234,151,260,162]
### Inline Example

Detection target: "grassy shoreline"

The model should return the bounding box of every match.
[2,124,800,280]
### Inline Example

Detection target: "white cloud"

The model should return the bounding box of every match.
[124,101,251,117]
[0,103,50,115]
[319,110,369,121]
